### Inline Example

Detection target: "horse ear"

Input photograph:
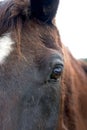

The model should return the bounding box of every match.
[8,0,59,22]
[31,0,59,23]
[1,0,59,22]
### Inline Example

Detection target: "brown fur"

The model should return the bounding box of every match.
[58,48,87,130]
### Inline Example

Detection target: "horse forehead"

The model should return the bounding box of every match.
[0,33,14,64]
[23,21,57,39]
[0,21,59,64]
[21,21,59,49]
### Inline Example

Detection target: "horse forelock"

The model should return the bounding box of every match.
[0,0,30,35]
[0,0,31,61]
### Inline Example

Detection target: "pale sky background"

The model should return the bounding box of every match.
[56,0,87,59]
[0,0,87,59]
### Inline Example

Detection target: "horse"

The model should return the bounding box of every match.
[0,0,87,130]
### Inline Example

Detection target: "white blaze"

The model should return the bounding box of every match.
[0,33,15,64]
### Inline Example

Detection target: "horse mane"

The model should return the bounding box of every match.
[60,46,87,130]
[0,0,30,34]
[79,60,87,75]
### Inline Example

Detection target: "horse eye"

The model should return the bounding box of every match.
[50,65,63,81]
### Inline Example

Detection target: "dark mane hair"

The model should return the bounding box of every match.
[0,0,59,35]
[0,0,29,34]
[79,60,87,74]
